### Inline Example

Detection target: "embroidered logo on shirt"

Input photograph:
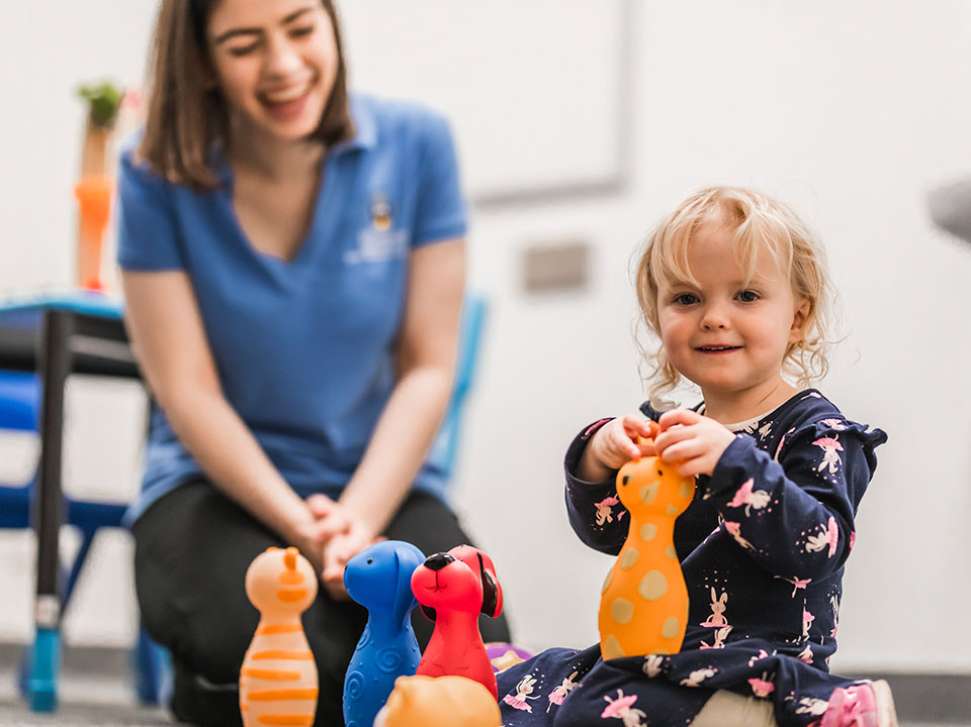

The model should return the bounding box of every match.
[371,196,393,231]
[344,195,408,264]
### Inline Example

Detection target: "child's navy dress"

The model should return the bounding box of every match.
[497,389,887,726]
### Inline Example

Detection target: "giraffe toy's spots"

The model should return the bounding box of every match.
[598,449,695,660]
[661,617,681,639]
[602,635,625,660]
[639,570,668,601]
[611,598,635,624]
[639,482,659,504]
[620,548,640,571]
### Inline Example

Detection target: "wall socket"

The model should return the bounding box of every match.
[521,240,590,293]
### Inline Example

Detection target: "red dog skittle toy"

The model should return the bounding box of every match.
[410,545,504,699]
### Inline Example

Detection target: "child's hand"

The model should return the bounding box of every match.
[654,409,736,478]
[578,414,658,482]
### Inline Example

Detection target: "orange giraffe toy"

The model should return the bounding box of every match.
[598,426,696,660]
[240,546,318,727]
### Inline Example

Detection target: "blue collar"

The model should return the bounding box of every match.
[333,94,377,155]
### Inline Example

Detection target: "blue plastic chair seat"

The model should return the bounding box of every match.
[0,485,30,528]
[0,372,39,431]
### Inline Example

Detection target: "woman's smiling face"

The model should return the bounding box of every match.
[207,0,338,143]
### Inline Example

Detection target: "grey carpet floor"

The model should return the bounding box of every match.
[0,668,963,726]
[0,669,174,726]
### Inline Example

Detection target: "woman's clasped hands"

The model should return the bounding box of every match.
[300,494,384,600]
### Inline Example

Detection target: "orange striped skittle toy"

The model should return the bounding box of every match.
[241,546,319,727]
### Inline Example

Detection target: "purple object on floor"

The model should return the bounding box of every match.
[486,642,535,674]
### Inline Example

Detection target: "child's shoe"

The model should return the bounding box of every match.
[819,679,899,727]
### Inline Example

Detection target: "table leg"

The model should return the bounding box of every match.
[28,310,72,713]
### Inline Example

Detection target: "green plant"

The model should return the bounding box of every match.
[77,81,124,129]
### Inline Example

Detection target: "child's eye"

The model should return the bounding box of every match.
[736,290,760,303]
[673,293,699,306]
[290,24,315,38]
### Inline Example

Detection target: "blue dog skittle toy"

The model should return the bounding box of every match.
[343,540,426,727]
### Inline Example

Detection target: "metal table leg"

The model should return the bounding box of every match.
[28,309,72,712]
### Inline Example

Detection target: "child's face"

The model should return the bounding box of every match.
[207,0,338,144]
[656,222,808,398]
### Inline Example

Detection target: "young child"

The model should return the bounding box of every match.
[497,187,895,726]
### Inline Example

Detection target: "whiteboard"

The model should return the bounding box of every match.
[340,0,633,206]
[0,0,633,263]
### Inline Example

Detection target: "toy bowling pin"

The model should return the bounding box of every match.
[240,546,318,727]
[598,446,696,659]
[411,545,504,699]
[342,540,425,727]
[373,674,502,727]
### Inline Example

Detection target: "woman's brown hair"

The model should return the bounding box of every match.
[138,0,353,189]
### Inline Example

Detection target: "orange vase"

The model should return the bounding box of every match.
[598,448,696,660]
[74,176,113,291]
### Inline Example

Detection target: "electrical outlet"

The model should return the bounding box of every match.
[522,240,590,293]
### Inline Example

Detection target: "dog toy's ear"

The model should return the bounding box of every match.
[392,543,425,623]
[477,552,503,619]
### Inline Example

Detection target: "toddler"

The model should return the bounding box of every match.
[497,187,895,727]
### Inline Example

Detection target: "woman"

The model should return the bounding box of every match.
[119,1,510,724]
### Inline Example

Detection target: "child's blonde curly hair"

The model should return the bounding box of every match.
[635,186,833,404]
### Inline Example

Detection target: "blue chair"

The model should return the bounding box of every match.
[427,295,488,479]
[0,369,165,706]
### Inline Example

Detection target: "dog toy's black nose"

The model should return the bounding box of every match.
[424,552,455,571]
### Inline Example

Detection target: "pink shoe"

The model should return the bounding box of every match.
[819,680,898,727]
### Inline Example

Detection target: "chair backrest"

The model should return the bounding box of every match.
[427,295,488,480]
[0,371,39,432]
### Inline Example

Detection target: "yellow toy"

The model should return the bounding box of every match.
[240,546,318,727]
[598,437,696,660]
[373,674,501,727]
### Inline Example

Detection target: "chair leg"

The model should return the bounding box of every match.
[18,526,98,708]
[27,627,60,712]
[134,626,172,706]
[61,527,97,617]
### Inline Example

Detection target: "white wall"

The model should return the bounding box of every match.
[1,0,970,675]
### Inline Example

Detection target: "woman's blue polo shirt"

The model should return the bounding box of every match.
[116,94,467,524]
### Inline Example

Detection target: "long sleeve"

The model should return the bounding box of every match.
[701,417,886,581]
[563,418,630,555]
